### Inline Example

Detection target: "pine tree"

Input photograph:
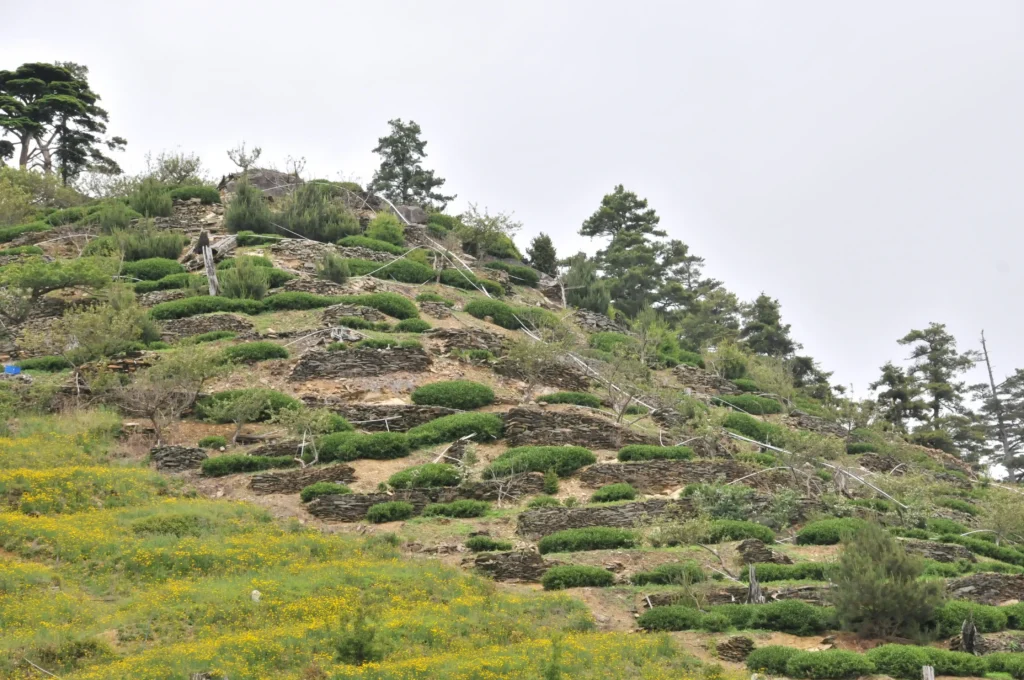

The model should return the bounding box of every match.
[368,119,455,210]
[869,361,927,432]
[526,233,558,276]
[975,367,1024,479]
[677,288,741,351]
[562,252,610,315]
[898,323,977,424]
[579,185,664,239]
[739,294,798,357]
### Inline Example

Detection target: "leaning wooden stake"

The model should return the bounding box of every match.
[199,231,220,296]
[960,614,979,654]
[922,665,935,680]
[747,564,766,604]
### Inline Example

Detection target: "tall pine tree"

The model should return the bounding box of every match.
[870,361,927,432]
[739,294,798,357]
[368,119,455,210]
[526,233,558,276]
[898,323,977,425]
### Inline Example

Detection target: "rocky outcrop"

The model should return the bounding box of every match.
[150,445,207,471]
[899,538,976,563]
[137,289,190,307]
[270,239,338,268]
[947,573,1024,605]
[396,205,429,225]
[578,460,768,492]
[336,246,395,263]
[248,464,355,494]
[494,358,591,392]
[573,310,629,334]
[321,303,387,324]
[290,347,431,380]
[469,550,554,582]
[419,301,453,319]
[503,406,656,449]
[220,168,297,199]
[856,452,905,475]
[646,584,832,608]
[279,277,353,296]
[717,637,755,662]
[517,499,691,538]
[314,403,458,431]
[785,413,848,440]
[737,539,794,565]
[673,364,741,395]
[424,327,505,353]
[160,314,254,340]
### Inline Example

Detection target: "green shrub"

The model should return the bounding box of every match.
[198,435,227,449]
[365,213,405,245]
[261,292,338,312]
[717,394,783,415]
[406,413,504,449]
[393,318,430,333]
[343,257,434,284]
[415,292,453,306]
[927,518,967,534]
[299,482,352,503]
[465,536,512,552]
[941,535,1024,566]
[411,380,495,410]
[637,606,703,632]
[616,445,693,462]
[482,261,540,287]
[315,252,349,285]
[422,500,490,518]
[0,244,43,256]
[168,185,220,204]
[934,600,1008,637]
[736,452,779,467]
[723,412,786,445]
[485,446,596,478]
[786,650,874,679]
[630,562,704,586]
[43,206,87,226]
[591,483,637,503]
[194,389,301,422]
[537,392,602,408]
[387,463,461,489]
[938,497,980,516]
[541,565,615,590]
[190,330,236,344]
[464,299,533,330]
[537,527,638,554]
[351,338,421,351]
[89,202,141,232]
[220,258,270,300]
[277,182,360,242]
[846,442,878,454]
[527,495,561,509]
[149,296,263,320]
[222,341,288,363]
[340,292,419,320]
[722,600,835,635]
[235,230,282,246]
[732,378,759,393]
[16,355,72,372]
[746,646,800,675]
[129,178,173,217]
[365,501,415,523]
[925,648,987,677]
[985,653,1024,679]
[225,179,273,234]
[543,469,559,494]
[201,454,295,477]
[704,519,775,544]
[427,212,462,232]
[134,272,204,293]
[863,645,935,679]
[589,332,635,353]
[121,255,185,280]
[438,269,505,297]
[217,255,274,270]
[911,429,957,454]
[0,221,49,243]
[317,432,410,462]
[741,562,832,582]
[624,404,649,415]
[797,518,868,545]
[338,235,406,255]
[90,227,188,261]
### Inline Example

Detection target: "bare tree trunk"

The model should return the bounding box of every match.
[981,331,1014,474]
[746,564,766,604]
[199,232,220,296]
[17,132,31,169]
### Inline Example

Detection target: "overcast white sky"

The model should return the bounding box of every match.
[5,1,1023,394]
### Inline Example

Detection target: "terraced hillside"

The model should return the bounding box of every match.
[3,178,1024,680]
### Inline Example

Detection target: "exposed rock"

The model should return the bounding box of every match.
[153,200,223,235]
[494,357,591,392]
[248,464,355,494]
[737,539,794,565]
[517,499,691,538]
[538,274,563,304]
[270,239,338,268]
[160,314,254,340]
[717,636,755,662]
[855,452,905,475]
[336,246,395,263]
[424,327,505,353]
[947,573,1024,605]
[137,289,190,307]
[503,406,656,449]
[419,301,453,319]
[150,445,207,471]
[578,459,773,492]
[573,309,629,334]
[898,538,976,563]
[785,413,849,440]
[279,276,355,296]
[396,205,429,225]
[673,364,741,395]
[249,440,305,457]
[290,346,432,380]
[647,584,833,608]
[321,303,387,324]
[312,402,458,431]
[469,550,554,582]
[220,168,298,199]
[948,631,1024,655]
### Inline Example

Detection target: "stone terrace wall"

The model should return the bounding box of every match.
[468,550,555,582]
[674,364,741,395]
[899,538,976,563]
[504,406,657,449]
[577,459,769,492]
[493,358,591,392]
[424,327,505,353]
[517,499,692,538]
[249,464,356,494]
[290,347,431,380]
[322,303,387,324]
[160,314,254,340]
[785,413,848,439]
[947,573,1024,605]
[308,403,458,431]
[150,446,207,471]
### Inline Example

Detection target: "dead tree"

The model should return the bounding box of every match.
[960,614,979,655]
[746,564,766,604]
[198,231,220,296]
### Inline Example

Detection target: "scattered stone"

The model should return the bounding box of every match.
[737,539,794,565]
[290,346,432,380]
[160,314,254,340]
[469,550,554,582]
[336,246,395,262]
[494,358,591,392]
[279,276,355,296]
[270,239,338,268]
[673,364,741,395]
[717,636,755,662]
[573,309,629,334]
[396,205,429,224]
[321,303,387,324]
[785,412,849,440]
[150,445,207,471]
[249,464,355,494]
[312,402,458,431]
[424,327,505,353]
[947,573,1024,605]
[137,289,190,307]
[503,406,657,449]
[517,499,691,538]
[419,301,453,319]
[898,538,976,563]
[220,168,299,199]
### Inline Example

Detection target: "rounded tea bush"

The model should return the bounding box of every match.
[422,500,490,518]
[796,518,868,545]
[366,501,415,523]
[485,446,596,478]
[16,356,73,372]
[299,482,352,503]
[723,412,786,446]
[317,432,410,462]
[394,318,431,333]
[846,442,879,454]
[406,413,504,449]
[200,455,295,477]
[411,380,495,410]
[705,519,775,544]
[746,646,800,675]
[591,483,637,503]
[537,527,639,554]
[121,257,185,281]
[222,341,289,363]
[865,645,931,679]
[637,606,703,632]
[387,463,461,489]
[785,650,874,679]
[198,435,227,449]
[616,445,693,462]
[537,392,602,408]
[541,565,615,590]
[630,562,705,586]
[527,495,561,509]
[465,536,513,552]
[194,389,301,423]
[717,394,784,415]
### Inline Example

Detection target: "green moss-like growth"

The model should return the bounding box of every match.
[437,269,505,297]
[746,646,800,675]
[415,292,453,306]
[194,389,301,422]
[149,296,263,320]
[366,501,415,523]
[365,213,405,245]
[636,606,704,632]
[463,299,558,330]
[796,518,868,545]
[222,341,289,363]
[393,318,431,333]
[388,463,461,489]
[630,562,705,586]
[717,394,783,415]
[201,455,296,477]
[340,292,419,320]
[16,355,73,372]
[317,432,410,463]
[723,412,786,446]
[537,527,639,554]
[591,483,637,503]
[198,435,227,449]
[406,413,504,449]
[485,446,596,478]
[299,482,352,503]
[616,445,693,462]
[121,257,185,281]
[422,500,490,518]
[411,380,495,410]
[937,497,980,516]
[338,235,407,255]
[465,536,513,552]
[527,495,561,509]
[541,565,615,590]
[705,519,775,544]
[482,261,540,287]
[537,392,602,408]
[846,442,879,454]
[134,272,204,294]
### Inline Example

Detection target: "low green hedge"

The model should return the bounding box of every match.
[134,272,204,293]
[846,442,878,454]
[0,221,50,243]
[189,330,236,344]
[746,646,800,675]
[437,269,505,297]
[732,378,760,393]
[630,561,704,586]
[485,446,596,478]
[591,483,637,503]
[938,497,980,516]
[740,561,832,582]
[415,292,453,306]
[16,355,73,372]
[616,445,693,462]
[422,500,490,518]
[194,389,301,422]
[537,527,639,554]
[704,519,775,544]
[939,534,1024,566]
[341,292,419,320]
[527,495,561,508]
[537,392,602,408]
[463,299,557,330]
[717,394,784,415]
[201,455,296,477]
[465,536,512,552]
[150,296,264,320]
[317,432,410,462]
[786,650,874,679]
[344,257,435,284]
[482,261,540,287]
[260,292,340,311]
[169,185,221,204]
[796,518,868,545]
[299,482,352,503]
[217,255,274,269]
[406,413,504,449]
[366,501,415,523]
[198,435,227,449]
[338,235,407,255]
[723,412,786,446]
[222,341,289,363]
[411,380,495,410]
[541,565,615,590]
[0,244,43,256]
[388,463,461,489]
[122,257,185,281]
[394,318,431,333]
[149,291,419,321]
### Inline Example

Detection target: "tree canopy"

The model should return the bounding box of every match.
[368,119,454,210]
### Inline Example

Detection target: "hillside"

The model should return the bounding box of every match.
[2,169,1024,680]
